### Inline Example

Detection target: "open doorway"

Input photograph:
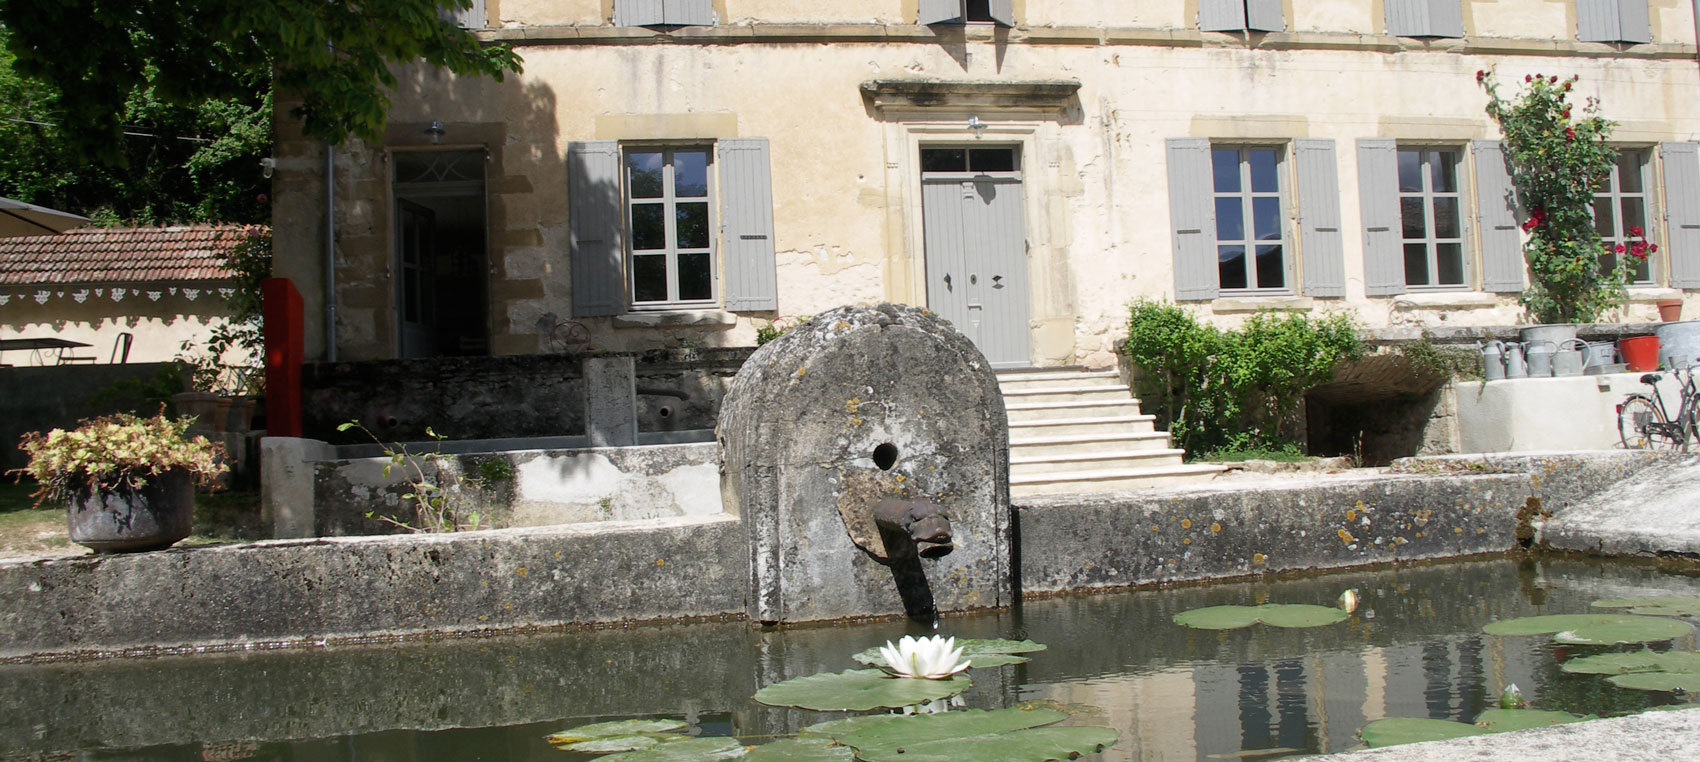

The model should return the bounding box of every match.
[392,150,489,358]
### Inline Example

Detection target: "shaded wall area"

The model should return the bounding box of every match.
[300,347,753,443]
[0,363,185,471]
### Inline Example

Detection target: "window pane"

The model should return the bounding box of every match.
[628,152,663,199]
[969,148,1016,173]
[1255,244,1284,289]
[1631,255,1652,284]
[678,253,712,301]
[1617,152,1644,193]
[1218,246,1248,290]
[1404,243,1430,286]
[966,0,991,21]
[1436,243,1464,285]
[1430,151,1458,193]
[676,202,710,249]
[1594,196,1617,236]
[1212,150,1241,192]
[674,151,709,198]
[631,204,666,250]
[1253,197,1282,241]
[1397,150,1422,193]
[1621,197,1646,231]
[1248,150,1279,193]
[1432,197,1460,239]
[921,148,966,173]
[633,255,667,302]
[1400,197,1426,240]
[1215,197,1245,241]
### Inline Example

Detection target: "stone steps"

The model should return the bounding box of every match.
[998,368,1224,497]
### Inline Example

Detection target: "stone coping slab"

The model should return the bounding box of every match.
[1295,707,1700,761]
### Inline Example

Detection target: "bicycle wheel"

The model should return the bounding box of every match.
[1618,395,1680,451]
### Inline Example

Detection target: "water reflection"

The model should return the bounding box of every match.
[4,558,1696,761]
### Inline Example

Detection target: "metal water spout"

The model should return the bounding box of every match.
[872,498,955,559]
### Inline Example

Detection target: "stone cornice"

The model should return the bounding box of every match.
[860,79,1082,111]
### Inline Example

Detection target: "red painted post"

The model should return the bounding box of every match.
[262,278,304,437]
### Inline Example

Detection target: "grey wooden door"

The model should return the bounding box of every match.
[921,147,1031,368]
[396,199,437,358]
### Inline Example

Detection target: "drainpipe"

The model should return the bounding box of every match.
[324,141,338,363]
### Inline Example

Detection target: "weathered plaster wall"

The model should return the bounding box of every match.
[269,6,1700,366]
[0,289,238,365]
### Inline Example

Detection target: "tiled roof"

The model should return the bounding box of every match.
[0,224,262,286]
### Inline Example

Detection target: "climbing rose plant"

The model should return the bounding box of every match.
[1480,71,1632,324]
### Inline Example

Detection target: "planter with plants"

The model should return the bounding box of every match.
[12,411,228,552]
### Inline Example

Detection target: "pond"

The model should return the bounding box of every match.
[2,556,1696,761]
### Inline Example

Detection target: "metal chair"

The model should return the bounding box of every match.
[109,332,133,364]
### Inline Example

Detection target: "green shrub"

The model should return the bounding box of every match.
[1123,300,1361,458]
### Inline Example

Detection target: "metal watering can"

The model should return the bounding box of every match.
[1503,341,1529,379]
[1552,338,1590,377]
[1480,340,1506,381]
[1524,340,1556,377]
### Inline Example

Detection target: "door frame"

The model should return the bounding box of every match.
[387,146,491,358]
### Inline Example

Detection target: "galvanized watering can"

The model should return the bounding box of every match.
[1552,338,1590,377]
[1502,341,1529,379]
[1479,340,1506,381]
[1524,340,1556,378]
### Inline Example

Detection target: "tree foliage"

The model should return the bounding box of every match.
[0,0,521,165]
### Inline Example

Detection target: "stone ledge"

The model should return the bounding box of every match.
[1210,295,1315,313]
[612,310,738,328]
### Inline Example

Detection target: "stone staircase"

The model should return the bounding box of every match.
[998,368,1226,497]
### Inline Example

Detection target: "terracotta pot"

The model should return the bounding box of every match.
[1657,299,1683,323]
[65,469,194,552]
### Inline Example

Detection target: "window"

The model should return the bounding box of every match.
[1166,138,1345,300]
[1578,0,1651,44]
[919,0,1013,26]
[613,0,715,27]
[1595,150,1655,284]
[445,0,485,28]
[1397,148,1467,288]
[1385,0,1464,38]
[1199,0,1285,32]
[1212,147,1289,292]
[567,139,776,317]
[626,148,714,307]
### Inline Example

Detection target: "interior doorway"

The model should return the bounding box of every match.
[392,150,489,358]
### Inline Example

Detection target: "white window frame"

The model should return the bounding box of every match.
[1211,144,1293,294]
[1397,146,1469,290]
[623,145,719,310]
[1596,148,1657,285]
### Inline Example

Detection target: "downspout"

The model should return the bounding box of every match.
[324,141,338,362]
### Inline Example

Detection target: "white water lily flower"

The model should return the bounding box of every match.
[877,635,971,679]
[1338,589,1359,614]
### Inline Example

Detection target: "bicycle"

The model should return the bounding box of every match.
[1616,366,1700,451]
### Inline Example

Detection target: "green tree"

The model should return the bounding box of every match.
[0,0,521,165]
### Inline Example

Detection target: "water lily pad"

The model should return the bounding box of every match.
[1608,671,1700,693]
[835,708,1117,762]
[1483,614,1692,643]
[1173,604,1349,630]
[1472,709,1589,732]
[1561,651,1700,675]
[742,738,854,762]
[1591,595,1700,617]
[753,669,971,711]
[560,737,668,753]
[595,738,746,762]
[851,639,1046,669]
[799,716,904,740]
[1360,717,1491,748]
[547,719,691,746]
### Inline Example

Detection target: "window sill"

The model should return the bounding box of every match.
[1388,292,1499,310]
[1627,287,1682,303]
[613,310,738,329]
[1211,296,1312,313]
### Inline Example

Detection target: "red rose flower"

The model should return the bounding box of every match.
[1565,127,1576,141]
[1629,226,1644,237]
[1525,74,1533,82]
[1615,244,1628,254]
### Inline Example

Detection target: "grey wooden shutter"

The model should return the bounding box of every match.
[989,0,1015,26]
[1295,140,1345,297]
[1473,140,1525,293]
[664,0,715,26]
[1427,0,1464,37]
[1617,0,1651,43]
[449,0,484,28]
[1166,138,1218,300]
[1385,0,1425,36]
[1357,139,1406,296]
[718,138,778,312]
[1578,0,1622,41]
[568,141,625,317]
[1662,142,1700,288]
[1247,0,1285,32]
[919,0,960,25]
[1199,0,1247,31]
[614,0,665,26]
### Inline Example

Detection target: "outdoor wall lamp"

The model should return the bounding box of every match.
[259,157,275,178]
[968,115,987,138]
[426,121,446,144]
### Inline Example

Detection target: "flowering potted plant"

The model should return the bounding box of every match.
[12,411,228,552]
[1480,71,1632,325]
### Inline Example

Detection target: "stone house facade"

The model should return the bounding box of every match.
[269,0,1700,369]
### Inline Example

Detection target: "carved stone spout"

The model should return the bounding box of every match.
[873,498,954,559]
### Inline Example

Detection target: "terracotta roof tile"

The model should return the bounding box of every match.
[0,224,263,286]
